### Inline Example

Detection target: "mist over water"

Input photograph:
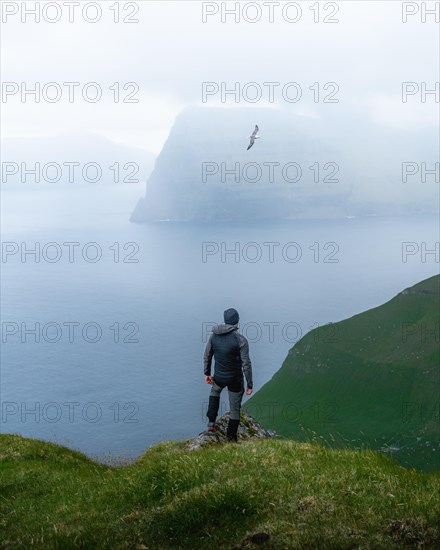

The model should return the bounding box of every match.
[1,183,438,458]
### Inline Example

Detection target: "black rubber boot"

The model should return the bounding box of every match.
[207,396,220,423]
[226,418,240,442]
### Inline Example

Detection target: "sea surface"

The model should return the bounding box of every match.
[1,183,438,460]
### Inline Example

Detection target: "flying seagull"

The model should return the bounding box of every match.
[247,125,260,150]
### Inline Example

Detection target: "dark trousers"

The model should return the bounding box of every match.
[207,377,244,441]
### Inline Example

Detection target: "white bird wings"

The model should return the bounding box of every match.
[247,125,259,150]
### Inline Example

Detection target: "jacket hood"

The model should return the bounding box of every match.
[212,324,238,335]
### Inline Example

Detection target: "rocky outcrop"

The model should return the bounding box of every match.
[184,412,274,451]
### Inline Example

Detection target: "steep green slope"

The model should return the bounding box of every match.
[244,275,440,472]
[1,433,440,549]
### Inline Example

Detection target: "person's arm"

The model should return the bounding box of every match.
[203,334,214,376]
[238,334,253,389]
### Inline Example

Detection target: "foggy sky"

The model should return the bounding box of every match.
[1,0,439,154]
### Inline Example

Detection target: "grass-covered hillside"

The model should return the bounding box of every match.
[1,432,440,549]
[244,275,440,472]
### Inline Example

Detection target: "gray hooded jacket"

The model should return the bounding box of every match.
[204,324,253,389]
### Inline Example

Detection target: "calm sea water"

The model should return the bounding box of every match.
[1,183,438,460]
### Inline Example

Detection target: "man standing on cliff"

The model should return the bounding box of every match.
[203,308,253,442]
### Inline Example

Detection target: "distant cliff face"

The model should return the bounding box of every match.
[130,106,438,222]
[130,107,352,222]
[3,133,155,186]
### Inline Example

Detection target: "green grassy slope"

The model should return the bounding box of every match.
[1,433,440,549]
[243,275,440,472]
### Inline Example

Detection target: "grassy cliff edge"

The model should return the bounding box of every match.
[244,275,440,472]
[1,431,439,549]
